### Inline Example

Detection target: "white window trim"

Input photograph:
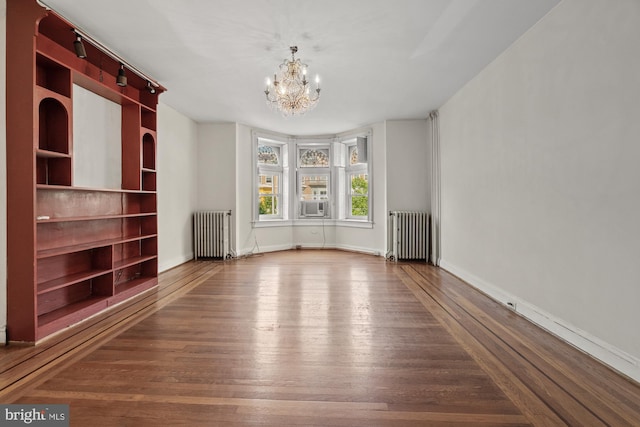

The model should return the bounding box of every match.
[339,131,373,223]
[258,169,283,220]
[254,132,289,222]
[346,170,369,220]
[296,140,332,219]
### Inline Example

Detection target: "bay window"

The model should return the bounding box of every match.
[254,131,371,225]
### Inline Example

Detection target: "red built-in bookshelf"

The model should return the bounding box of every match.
[6,0,165,342]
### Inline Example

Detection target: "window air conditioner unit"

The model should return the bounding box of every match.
[302,200,327,217]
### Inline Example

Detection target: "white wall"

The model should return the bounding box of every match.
[386,119,430,212]
[439,0,640,381]
[197,123,236,211]
[72,84,122,189]
[1,0,7,343]
[157,103,199,272]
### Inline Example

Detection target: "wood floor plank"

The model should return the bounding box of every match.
[406,263,640,426]
[396,267,566,426]
[3,250,640,426]
[0,262,223,402]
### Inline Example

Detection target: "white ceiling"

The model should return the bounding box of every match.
[41,0,559,135]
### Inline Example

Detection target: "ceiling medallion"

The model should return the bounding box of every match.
[264,46,321,117]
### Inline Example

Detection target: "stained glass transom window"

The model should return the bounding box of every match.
[349,146,359,165]
[300,149,329,167]
[258,145,280,165]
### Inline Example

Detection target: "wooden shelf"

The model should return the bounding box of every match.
[35,53,71,98]
[141,108,157,130]
[37,269,112,295]
[37,213,156,223]
[142,170,156,191]
[114,276,157,297]
[38,296,109,330]
[119,233,158,245]
[35,84,70,102]
[37,234,158,259]
[36,149,71,159]
[36,184,157,194]
[114,255,157,271]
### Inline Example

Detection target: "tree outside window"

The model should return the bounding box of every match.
[350,174,368,217]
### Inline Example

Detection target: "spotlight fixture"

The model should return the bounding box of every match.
[72,32,87,59]
[116,63,127,87]
[264,46,321,116]
[67,27,161,93]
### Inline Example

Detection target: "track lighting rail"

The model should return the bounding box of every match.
[37,0,160,91]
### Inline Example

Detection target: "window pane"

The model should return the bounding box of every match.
[258,144,280,165]
[350,174,368,217]
[300,149,329,167]
[351,196,368,216]
[259,195,278,215]
[350,174,368,195]
[259,174,280,215]
[301,175,328,200]
[259,174,279,194]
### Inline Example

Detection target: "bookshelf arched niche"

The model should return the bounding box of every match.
[38,97,69,154]
[36,97,72,186]
[142,132,157,191]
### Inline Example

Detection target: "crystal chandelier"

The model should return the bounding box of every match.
[264,46,321,117]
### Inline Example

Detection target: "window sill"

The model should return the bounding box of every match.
[253,219,293,228]
[254,219,373,229]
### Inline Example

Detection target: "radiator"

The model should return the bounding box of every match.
[388,211,429,261]
[193,211,232,260]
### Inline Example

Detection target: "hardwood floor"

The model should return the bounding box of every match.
[2,250,640,426]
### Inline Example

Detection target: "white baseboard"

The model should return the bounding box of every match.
[159,253,194,273]
[235,244,385,258]
[295,243,337,250]
[334,244,384,257]
[439,259,640,383]
[235,243,293,257]
[0,325,6,345]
